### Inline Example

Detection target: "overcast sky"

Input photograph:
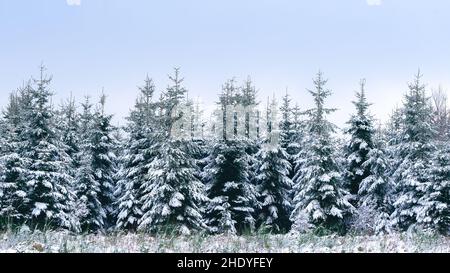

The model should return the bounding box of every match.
[1,0,449,128]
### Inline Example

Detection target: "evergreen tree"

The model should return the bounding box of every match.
[383,106,404,184]
[19,66,78,230]
[357,128,393,234]
[291,71,353,234]
[255,144,293,233]
[91,94,117,229]
[417,143,450,234]
[290,103,305,180]
[75,96,105,231]
[203,140,258,234]
[116,76,157,231]
[0,91,29,227]
[56,94,80,167]
[138,68,207,234]
[139,139,207,234]
[279,90,298,163]
[237,78,261,212]
[202,78,259,234]
[343,79,375,203]
[391,71,435,231]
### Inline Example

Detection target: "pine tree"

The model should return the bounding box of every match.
[203,140,258,234]
[291,71,353,234]
[19,66,78,231]
[417,143,450,234]
[279,90,298,163]
[390,71,435,231]
[56,94,80,167]
[74,96,105,231]
[202,78,259,234]
[0,91,29,227]
[138,68,207,234]
[290,103,305,179]
[343,79,375,203]
[237,78,261,213]
[357,128,393,234]
[138,140,207,234]
[90,94,117,230]
[255,144,293,233]
[116,76,157,231]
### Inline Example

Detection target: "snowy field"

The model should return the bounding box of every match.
[1,230,450,253]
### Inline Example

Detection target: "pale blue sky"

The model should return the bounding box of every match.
[1,0,449,127]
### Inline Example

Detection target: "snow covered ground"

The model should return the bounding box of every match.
[1,230,450,253]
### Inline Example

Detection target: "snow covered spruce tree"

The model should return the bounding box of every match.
[279,91,302,179]
[417,88,450,234]
[255,142,293,233]
[74,96,106,232]
[138,68,207,235]
[343,79,375,204]
[290,71,353,234]
[289,103,305,181]
[56,94,80,169]
[390,71,435,231]
[356,127,393,235]
[19,66,78,231]
[203,79,258,234]
[416,143,450,234]
[90,94,118,230]
[203,141,257,234]
[115,76,157,231]
[0,91,30,227]
[237,77,261,206]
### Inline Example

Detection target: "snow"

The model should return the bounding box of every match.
[1,231,449,253]
[330,206,343,218]
[31,202,48,216]
[169,192,184,208]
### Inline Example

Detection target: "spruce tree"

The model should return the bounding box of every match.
[0,92,29,227]
[138,68,207,234]
[56,94,80,167]
[116,76,157,231]
[203,140,257,234]
[290,103,305,180]
[90,94,117,229]
[202,78,259,234]
[417,143,450,234]
[291,71,353,234]
[391,71,435,231]
[357,128,393,234]
[255,144,293,233]
[343,79,374,203]
[19,66,78,231]
[75,96,106,231]
[237,78,261,211]
[279,91,299,164]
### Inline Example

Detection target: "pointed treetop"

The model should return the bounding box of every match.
[407,69,426,94]
[353,78,372,116]
[240,76,258,106]
[99,89,107,115]
[308,70,332,111]
[218,78,238,106]
[280,88,291,116]
[139,75,155,100]
[165,67,187,104]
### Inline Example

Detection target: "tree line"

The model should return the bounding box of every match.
[0,66,449,236]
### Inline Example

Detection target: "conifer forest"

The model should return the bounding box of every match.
[3,3,450,268]
[1,64,450,253]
